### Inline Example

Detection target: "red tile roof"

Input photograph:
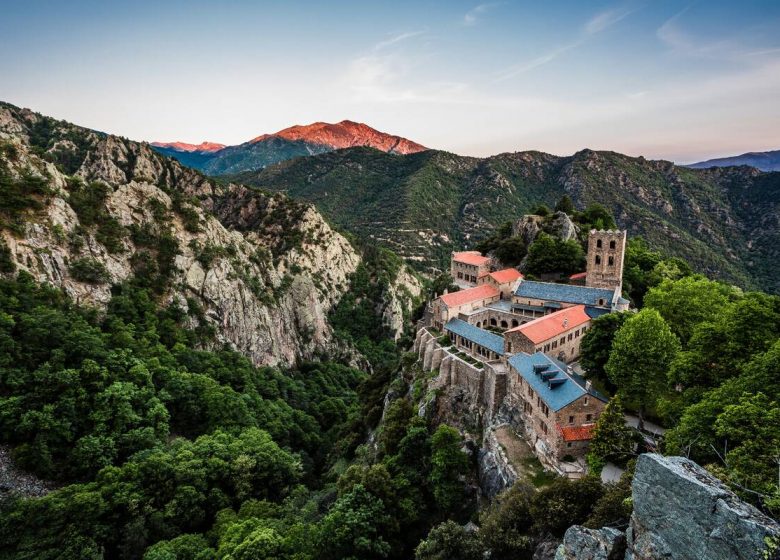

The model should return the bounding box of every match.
[569,271,587,280]
[452,251,491,267]
[505,304,590,344]
[489,268,523,284]
[440,284,500,308]
[558,423,595,442]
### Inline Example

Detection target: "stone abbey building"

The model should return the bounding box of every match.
[416,230,626,476]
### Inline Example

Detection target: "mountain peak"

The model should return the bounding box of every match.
[150,141,226,153]
[249,120,426,154]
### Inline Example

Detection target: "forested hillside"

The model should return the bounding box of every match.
[236,147,780,292]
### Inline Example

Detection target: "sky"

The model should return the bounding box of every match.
[1,0,779,163]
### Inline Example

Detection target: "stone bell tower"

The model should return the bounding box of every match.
[585,229,626,291]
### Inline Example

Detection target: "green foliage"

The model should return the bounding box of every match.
[0,237,15,273]
[587,395,639,472]
[578,203,617,231]
[68,257,109,284]
[478,483,535,559]
[554,195,575,214]
[525,232,586,276]
[528,477,606,537]
[0,164,52,236]
[67,179,126,254]
[585,462,635,529]
[429,425,469,513]
[606,309,680,425]
[579,312,630,394]
[414,521,483,560]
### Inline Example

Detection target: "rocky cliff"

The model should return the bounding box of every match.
[556,453,780,560]
[0,102,422,367]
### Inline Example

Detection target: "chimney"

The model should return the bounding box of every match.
[585,380,592,392]
[563,318,568,328]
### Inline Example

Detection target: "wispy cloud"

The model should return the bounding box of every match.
[494,2,639,81]
[463,2,502,26]
[374,30,425,51]
[584,4,638,35]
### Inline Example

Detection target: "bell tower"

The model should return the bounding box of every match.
[586,230,626,291]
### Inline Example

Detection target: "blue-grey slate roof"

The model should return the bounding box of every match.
[585,306,611,319]
[514,281,615,308]
[508,352,606,411]
[444,319,505,355]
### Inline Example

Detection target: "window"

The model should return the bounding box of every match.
[575,330,580,338]
[560,337,565,345]
[598,299,605,306]
[567,442,573,448]
[490,318,497,326]
[586,414,593,422]
[584,397,589,406]
[500,320,508,329]
[609,240,616,249]
[568,415,574,424]
[608,256,615,266]
[568,333,573,341]
[596,239,602,248]
[595,255,601,265]
[457,272,463,279]
[511,319,519,327]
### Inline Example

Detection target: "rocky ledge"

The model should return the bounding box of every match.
[556,453,780,560]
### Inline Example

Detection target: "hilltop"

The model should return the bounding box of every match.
[152,119,426,175]
[235,147,780,293]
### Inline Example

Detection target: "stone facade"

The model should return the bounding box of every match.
[504,313,591,363]
[450,251,491,286]
[585,229,626,291]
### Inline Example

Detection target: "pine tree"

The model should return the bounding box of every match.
[587,395,638,473]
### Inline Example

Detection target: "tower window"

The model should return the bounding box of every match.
[609,240,616,249]
[595,255,601,265]
[596,239,602,248]
[608,256,615,266]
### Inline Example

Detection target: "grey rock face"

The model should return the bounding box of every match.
[626,454,780,560]
[555,526,626,560]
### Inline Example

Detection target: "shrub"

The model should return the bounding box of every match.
[69,258,109,284]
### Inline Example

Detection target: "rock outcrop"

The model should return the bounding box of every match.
[0,102,422,367]
[556,453,780,560]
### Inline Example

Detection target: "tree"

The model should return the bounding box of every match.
[525,233,586,277]
[555,195,575,215]
[414,521,483,560]
[579,312,630,394]
[494,236,526,266]
[621,238,662,306]
[529,477,605,536]
[429,424,469,514]
[580,204,616,231]
[478,482,535,559]
[605,309,681,430]
[587,395,639,473]
[644,275,739,345]
[318,484,392,560]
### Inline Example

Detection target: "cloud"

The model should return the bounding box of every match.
[463,2,501,26]
[374,30,425,51]
[584,4,638,35]
[494,2,638,81]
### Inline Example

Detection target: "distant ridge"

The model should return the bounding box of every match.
[151,120,426,175]
[687,149,780,172]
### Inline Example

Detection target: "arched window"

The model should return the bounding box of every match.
[490,318,497,326]
[500,320,508,328]
[595,255,601,265]
[609,240,616,249]
[608,256,615,266]
[511,319,519,327]
[598,298,605,306]
[596,239,602,248]
[476,321,481,328]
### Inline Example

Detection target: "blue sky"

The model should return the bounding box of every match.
[1,0,779,162]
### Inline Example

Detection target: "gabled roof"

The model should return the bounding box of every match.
[558,424,595,442]
[489,268,523,284]
[440,284,499,308]
[514,281,615,308]
[452,251,491,267]
[505,305,590,344]
[508,352,606,411]
[444,319,505,355]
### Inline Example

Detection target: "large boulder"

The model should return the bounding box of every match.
[626,454,780,560]
[554,526,626,560]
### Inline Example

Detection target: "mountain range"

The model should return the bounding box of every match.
[234,147,780,293]
[152,120,426,175]
[687,149,780,172]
